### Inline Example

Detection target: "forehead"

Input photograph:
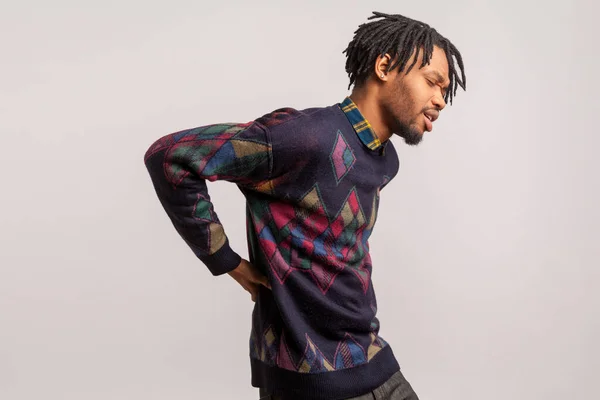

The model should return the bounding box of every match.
[419,46,450,84]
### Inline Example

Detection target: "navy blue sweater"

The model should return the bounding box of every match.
[144,97,400,399]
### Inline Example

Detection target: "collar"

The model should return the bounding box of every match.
[340,96,386,154]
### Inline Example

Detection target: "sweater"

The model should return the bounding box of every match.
[144,97,401,400]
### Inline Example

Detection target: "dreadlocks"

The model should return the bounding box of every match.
[343,12,466,104]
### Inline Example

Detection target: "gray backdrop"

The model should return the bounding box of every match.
[1,0,598,399]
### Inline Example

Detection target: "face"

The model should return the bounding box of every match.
[378,46,450,146]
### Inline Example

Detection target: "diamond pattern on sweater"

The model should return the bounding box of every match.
[251,185,373,294]
[329,130,356,185]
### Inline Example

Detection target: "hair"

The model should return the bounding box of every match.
[343,11,466,104]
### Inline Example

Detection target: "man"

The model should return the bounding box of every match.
[144,11,466,400]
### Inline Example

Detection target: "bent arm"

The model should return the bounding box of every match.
[143,122,272,275]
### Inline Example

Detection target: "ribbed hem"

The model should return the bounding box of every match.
[251,345,400,400]
[199,240,241,276]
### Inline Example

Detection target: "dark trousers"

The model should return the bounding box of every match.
[258,369,419,400]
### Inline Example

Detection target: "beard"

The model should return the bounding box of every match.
[396,119,423,146]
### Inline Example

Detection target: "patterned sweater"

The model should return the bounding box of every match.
[144,97,401,400]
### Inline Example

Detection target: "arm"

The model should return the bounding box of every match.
[143,121,272,276]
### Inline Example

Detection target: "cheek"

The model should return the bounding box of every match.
[405,88,425,116]
[402,82,425,107]
[414,83,432,106]
[388,80,424,120]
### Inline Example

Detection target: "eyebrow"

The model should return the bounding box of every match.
[426,70,450,88]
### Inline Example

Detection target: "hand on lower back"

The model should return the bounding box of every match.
[227,259,271,302]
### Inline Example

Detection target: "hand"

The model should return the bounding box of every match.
[227,259,271,302]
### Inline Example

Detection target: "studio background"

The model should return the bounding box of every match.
[1,1,598,399]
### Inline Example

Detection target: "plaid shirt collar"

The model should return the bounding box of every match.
[340,96,386,154]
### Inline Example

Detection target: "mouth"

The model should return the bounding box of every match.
[423,110,439,132]
[423,113,433,132]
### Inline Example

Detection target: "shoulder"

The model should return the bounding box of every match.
[255,104,341,132]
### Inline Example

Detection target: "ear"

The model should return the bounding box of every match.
[374,53,392,82]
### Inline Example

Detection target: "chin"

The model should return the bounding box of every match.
[393,120,424,146]
[400,125,424,146]
[404,136,422,146]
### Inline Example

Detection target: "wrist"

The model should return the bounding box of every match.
[228,260,244,276]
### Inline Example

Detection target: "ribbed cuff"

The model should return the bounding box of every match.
[199,240,242,276]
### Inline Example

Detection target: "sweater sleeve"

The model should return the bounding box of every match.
[143,121,272,276]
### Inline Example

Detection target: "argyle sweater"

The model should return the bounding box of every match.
[144,97,401,400]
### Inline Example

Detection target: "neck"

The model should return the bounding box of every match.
[349,87,393,143]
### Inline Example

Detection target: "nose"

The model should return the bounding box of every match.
[433,93,446,111]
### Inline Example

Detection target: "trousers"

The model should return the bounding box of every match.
[258,369,419,400]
